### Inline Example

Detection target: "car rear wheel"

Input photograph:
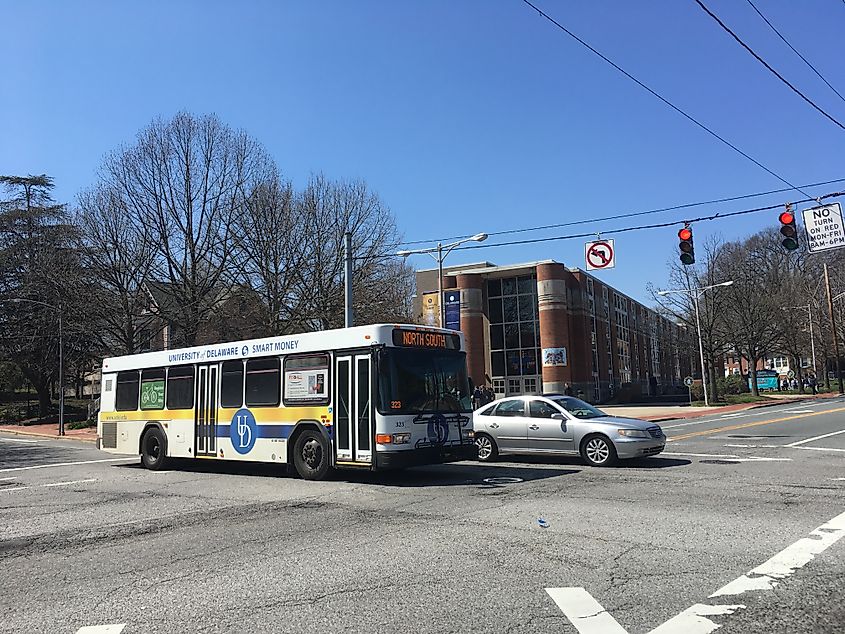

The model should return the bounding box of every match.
[580,434,617,467]
[475,433,499,462]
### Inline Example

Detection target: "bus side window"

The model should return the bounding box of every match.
[221,360,244,408]
[167,365,195,409]
[115,371,140,411]
[245,358,281,407]
[283,354,330,406]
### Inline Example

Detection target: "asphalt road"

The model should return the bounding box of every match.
[1,398,844,634]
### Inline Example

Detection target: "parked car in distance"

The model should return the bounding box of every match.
[473,394,664,466]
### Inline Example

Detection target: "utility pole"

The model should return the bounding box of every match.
[344,232,353,328]
[824,262,843,393]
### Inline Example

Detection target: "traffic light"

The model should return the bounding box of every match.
[678,225,694,265]
[779,206,799,251]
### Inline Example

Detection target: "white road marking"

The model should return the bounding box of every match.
[663,452,738,458]
[782,408,815,413]
[0,476,17,481]
[831,477,845,481]
[76,625,127,634]
[43,478,97,487]
[720,413,744,418]
[1,487,28,492]
[733,457,792,462]
[794,446,845,453]
[0,458,135,473]
[649,604,746,634]
[0,438,42,443]
[710,509,845,598]
[545,587,628,634]
[785,429,845,447]
[724,444,783,449]
[546,509,845,633]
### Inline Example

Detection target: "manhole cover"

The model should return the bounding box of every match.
[700,459,739,465]
[482,477,524,485]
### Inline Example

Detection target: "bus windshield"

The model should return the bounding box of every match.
[377,348,472,414]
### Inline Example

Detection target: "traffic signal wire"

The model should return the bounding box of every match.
[370,190,844,260]
[518,0,815,200]
[396,177,845,247]
[694,0,845,132]
[744,0,845,106]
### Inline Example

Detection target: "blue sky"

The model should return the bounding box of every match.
[2,0,843,303]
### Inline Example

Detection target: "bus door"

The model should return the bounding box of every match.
[335,353,372,464]
[195,364,219,457]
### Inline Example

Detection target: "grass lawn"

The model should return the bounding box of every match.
[690,393,775,407]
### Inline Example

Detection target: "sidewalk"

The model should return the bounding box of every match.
[601,392,839,422]
[0,422,97,442]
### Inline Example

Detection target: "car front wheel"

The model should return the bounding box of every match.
[581,435,617,467]
[475,433,499,462]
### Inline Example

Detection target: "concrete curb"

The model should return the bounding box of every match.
[0,427,97,444]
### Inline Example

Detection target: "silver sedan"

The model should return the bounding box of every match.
[473,394,665,466]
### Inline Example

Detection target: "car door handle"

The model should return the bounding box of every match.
[528,424,540,430]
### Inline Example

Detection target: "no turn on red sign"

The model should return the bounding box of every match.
[585,239,615,271]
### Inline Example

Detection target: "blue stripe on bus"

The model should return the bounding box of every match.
[215,424,295,439]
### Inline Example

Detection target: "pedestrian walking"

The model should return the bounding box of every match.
[809,374,817,395]
[564,383,573,396]
[472,385,483,410]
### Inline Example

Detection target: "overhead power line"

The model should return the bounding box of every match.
[694,0,845,132]
[745,0,845,105]
[519,0,813,199]
[397,177,845,246]
[370,190,844,261]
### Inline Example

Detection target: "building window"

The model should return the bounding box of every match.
[487,275,540,384]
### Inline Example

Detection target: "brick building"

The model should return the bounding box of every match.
[413,260,692,402]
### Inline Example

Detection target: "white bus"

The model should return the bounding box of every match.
[97,324,476,479]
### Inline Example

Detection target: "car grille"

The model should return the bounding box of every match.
[641,445,663,455]
[647,426,663,439]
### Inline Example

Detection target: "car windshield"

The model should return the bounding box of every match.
[550,396,607,419]
[377,348,472,414]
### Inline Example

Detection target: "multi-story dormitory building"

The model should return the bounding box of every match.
[413,260,693,403]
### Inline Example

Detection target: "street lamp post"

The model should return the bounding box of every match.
[398,233,488,328]
[5,298,64,435]
[658,280,734,407]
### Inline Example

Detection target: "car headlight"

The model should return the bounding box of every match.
[462,429,475,439]
[617,429,649,438]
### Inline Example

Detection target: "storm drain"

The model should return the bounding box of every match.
[700,459,740,464]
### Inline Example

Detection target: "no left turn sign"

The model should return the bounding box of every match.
[585,239,615,271]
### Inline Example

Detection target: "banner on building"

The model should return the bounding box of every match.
[444,290,460,331]
[542,347,567,367]
[422,292,440,327]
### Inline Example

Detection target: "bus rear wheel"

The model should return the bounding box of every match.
[293,429,331,480]
[141,426,168,471]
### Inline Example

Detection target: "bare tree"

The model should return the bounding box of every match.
[230,170,305,335]
[101,112,274,346]
[294,174,407,330]
[715,231,784,396]
[76,185,156,354]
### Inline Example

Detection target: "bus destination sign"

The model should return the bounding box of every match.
[392,329,460,350]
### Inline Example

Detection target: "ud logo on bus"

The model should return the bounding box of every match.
[230,409,257,454]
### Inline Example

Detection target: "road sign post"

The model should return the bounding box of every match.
[684,376,694,404]
[802,203,845,253]
[585,239,615,271]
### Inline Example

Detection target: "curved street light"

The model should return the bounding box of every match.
[3,298,64,435]
[398,233,488,328]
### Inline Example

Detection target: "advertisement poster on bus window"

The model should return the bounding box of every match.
[285,370,327,401]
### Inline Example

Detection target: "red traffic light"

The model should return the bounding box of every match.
[678,227,693,241]
[779,211,795,225]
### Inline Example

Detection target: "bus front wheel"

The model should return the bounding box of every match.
[293,429,331,480]
[141,427,168,471]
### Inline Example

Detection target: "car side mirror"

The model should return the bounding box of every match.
[551,413,566,420]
